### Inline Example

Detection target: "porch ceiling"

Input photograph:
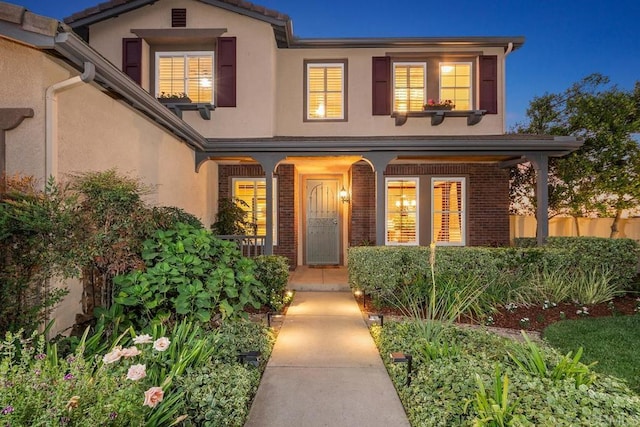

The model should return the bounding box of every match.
[198,135,583,168]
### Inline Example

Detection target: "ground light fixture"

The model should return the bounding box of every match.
[390,352,412,387]
[353,289,366,308]
[368,313,384,327]
[237,351,261,367]
[267,312,283,327]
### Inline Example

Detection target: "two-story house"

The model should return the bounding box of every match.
[2,0,582,272]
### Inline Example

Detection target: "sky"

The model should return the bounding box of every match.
[12,0,640,129]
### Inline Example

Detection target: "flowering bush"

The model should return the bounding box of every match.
[0,330,146,426]
[424,99,455,109]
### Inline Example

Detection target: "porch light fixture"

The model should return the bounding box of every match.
[368,313,384,327]
[237,351,261,367]
[339,186,350,204]
[267,312,283,327]
[390,352,413,387]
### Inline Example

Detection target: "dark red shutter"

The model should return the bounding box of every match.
[217,37,237,107]
[479,55,498,114]
[122,38,142,85]
[372,56,391,115]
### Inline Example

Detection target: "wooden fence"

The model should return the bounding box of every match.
[510,216,640,241]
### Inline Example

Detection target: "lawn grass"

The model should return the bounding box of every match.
[543,314,640,392]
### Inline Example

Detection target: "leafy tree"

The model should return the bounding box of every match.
[511,74,640,237]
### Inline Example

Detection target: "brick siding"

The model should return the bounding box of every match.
[349,162,509,247]
[218,164,297,268]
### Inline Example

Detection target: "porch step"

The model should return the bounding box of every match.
[288,266,350,292]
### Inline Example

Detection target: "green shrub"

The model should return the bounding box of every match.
[212,320,274,365]
[254,255,290,312]
[374,321,640,426]
[113,223,266,327]
[177,362,260,427]
[0,176,76,334]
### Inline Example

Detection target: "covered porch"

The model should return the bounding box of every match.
[198,135,582,266]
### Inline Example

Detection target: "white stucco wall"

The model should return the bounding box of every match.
[1,36,218,336]
[88,0,278,138]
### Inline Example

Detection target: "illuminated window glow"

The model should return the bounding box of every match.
[439,63,472,110]
[306,63,345,120]
[156,51,213,103]
[232,178,278,243]
[393,63,426,112]
[386,178,418,245]
[432,178,465,245]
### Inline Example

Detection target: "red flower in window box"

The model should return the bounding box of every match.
[424,99,454,110]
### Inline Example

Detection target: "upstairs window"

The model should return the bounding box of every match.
[439,63,472,110]
[432,178,465,245]
[156,51,213,103]
[393,62,426,112]
[305,62,346,120]
[386,178,418,245]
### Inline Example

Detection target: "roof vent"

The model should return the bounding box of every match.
[172,9,187,27]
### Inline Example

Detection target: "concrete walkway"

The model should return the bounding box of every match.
[244,291,410,427]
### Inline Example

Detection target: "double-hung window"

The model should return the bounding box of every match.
[156,51,214,102]
[439,63,472,110]
[232,178,278,243]
[431,177,465,245]
[385,178,418,245]
[393,62,426,112]
[305,61,346,120]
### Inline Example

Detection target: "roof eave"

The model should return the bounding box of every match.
[287,36,526,50]
[52,31,207,150]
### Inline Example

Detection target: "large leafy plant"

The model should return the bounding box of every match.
[113,223,266,327]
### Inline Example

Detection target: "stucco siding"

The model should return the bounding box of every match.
[88,0,278,138]
[276,46,506,137]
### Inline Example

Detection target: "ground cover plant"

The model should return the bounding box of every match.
[544,314,640,392]
[0,171,281,426]
[373,321,640,426]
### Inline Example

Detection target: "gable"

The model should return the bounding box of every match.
[65,0,292,47]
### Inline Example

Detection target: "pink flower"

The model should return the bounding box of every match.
[102,346,123,364]
[121,346,141,358]
[143,386,164,408]
[133,334,153,345]
[126,364,146,381]
[153,337,170,352]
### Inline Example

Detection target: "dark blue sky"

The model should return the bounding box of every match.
[13,0,640,129]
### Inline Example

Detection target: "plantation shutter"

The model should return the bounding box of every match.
[372,56,391,115]
[217,37,237,107]
[122,38,142,85]
[479,55,497,114]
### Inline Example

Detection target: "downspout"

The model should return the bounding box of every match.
[45,62,96,181]
[502,42,514,133]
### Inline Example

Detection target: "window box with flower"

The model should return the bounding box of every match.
[423,99,455,111]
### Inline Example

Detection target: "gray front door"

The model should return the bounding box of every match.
[306,179,340,265]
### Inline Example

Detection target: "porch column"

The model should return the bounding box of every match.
[363,153,396,246]
[0,108,34,191]
[528,154,549,245]
[253,154,286,255]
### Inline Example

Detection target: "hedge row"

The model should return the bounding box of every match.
[348,237,640,299]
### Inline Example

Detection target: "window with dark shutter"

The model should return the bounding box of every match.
[479,55,498,114]
[217,37,237,107]
[122,38,142,85]
[372,56,391,115]
[171,9,187,27]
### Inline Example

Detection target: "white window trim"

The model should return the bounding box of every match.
[385,177,419,246]
[155,51,215,101]
[431,177,466,246]
[392,62,427,113]
[231,177,278,245]
[305,62,345,120]
[438,62,473,110]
